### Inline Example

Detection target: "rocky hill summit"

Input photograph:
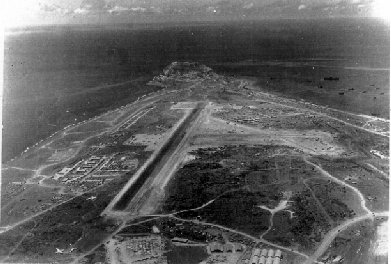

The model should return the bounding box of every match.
[162,61,213,77]
[150,62,216,86]
[148,61,253,97]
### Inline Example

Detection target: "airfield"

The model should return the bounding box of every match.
[0,62,389,264]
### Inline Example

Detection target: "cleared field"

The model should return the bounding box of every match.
[0,174,129,263]
[67,121,110,133]
[1,185,70,226]
[7,148,53,170]
[194,117,346,157]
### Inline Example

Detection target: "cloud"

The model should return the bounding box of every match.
[130,7,147,12]
[74,7,91,14]
[206,6,220,14]
[298,4,307,10]
[39,3,59,12]
[74,0,151,15]
[107,5,148,14]
[73,0,108,14]
[150,6,162,13]
[39,3,71,15]
[108,5,130,14]
[80,0,106,11]
[7,0,379,27]
[243,2,254,9]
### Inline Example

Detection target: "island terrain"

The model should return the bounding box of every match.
[0,62,388,264]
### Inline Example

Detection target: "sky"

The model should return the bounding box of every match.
[2,0,390,28]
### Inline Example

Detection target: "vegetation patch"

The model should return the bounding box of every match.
[306,178,358,222]
[316,158,389,211]
[165,244,208,264]
[178,190,272,237]
[68,121,109,133]
[264,188,332,254]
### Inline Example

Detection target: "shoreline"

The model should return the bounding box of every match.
[241,75,390,120]
[2,87,166,166]
[245,77,390,122]
[4,70,389,165]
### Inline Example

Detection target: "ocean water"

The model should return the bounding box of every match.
[3,18,389,162]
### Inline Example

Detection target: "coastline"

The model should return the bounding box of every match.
[5,74,390,167]
[3,87,165,166]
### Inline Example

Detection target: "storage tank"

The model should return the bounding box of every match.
[272,257,281,264]
[250,255,259,264]
[265,256,273,264]
[258,255,267,264]
[268,249,274,257]
[275,249,282,259]
[250,248,261,264]
[254,248,261,256]
[261,249,268,256]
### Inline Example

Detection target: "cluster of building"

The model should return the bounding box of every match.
[207,241,245,254]
[99,154,138,173]
[159,220,215,242]
[250,248,283,264]
[234,117,264,125]
[110,234,167,264]
[54,152,139,184]
[217,103,307,129]
[320,253,344,263]
[51,153,139,193]
[123,235,164,259]
[54,155,109,183]
[117,107,153,132]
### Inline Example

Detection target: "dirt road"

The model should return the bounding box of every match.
[304,158,372,215]
[252,90,389,138]
[303,211,388,264]
[302,157,388,264]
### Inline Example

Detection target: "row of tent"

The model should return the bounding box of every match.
[250,248,282,264]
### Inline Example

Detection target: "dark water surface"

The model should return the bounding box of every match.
[3,18,389,162]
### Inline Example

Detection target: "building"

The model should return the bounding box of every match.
[172,237,188,244]
[266,249,275,264]
[272,257,281,264]
[253,248,261,256]
[233,243,244,252]
[332,256,343,262]
[224,243,234,252]
[250,248,261,264]
[250,255,259,264]
[209,242,224,253]
[266,256,273,264]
